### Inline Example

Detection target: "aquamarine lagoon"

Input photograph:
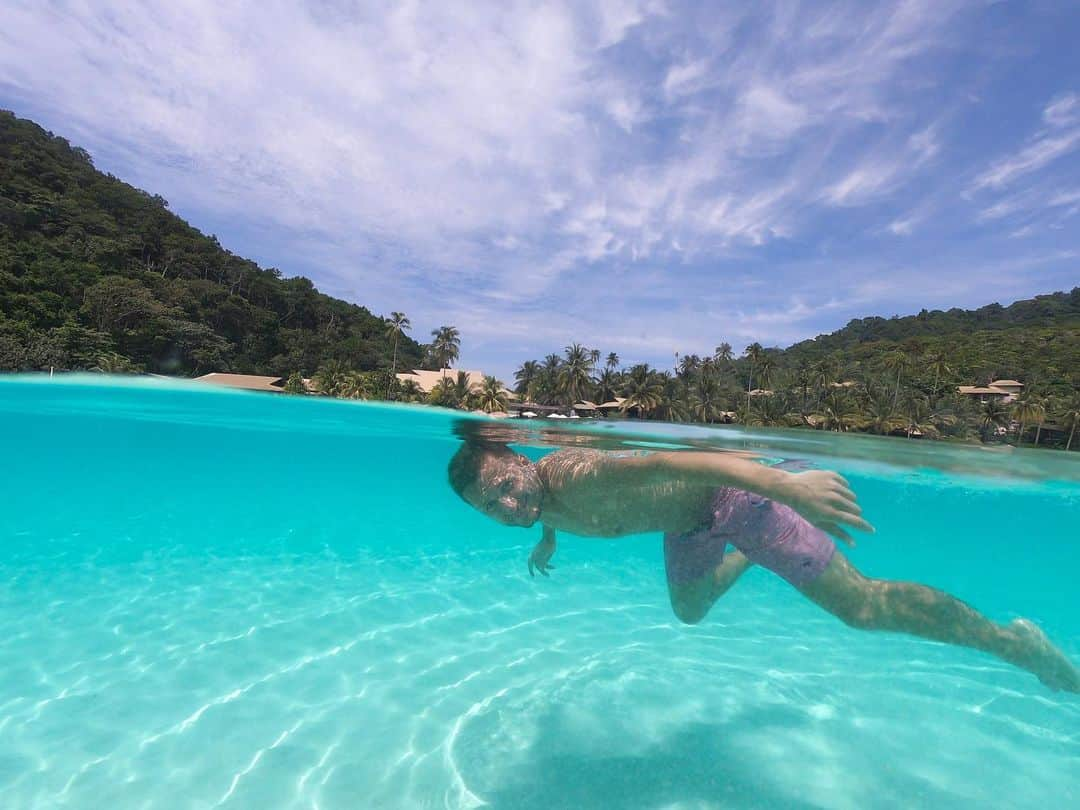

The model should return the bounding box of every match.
[0,376,1077,809]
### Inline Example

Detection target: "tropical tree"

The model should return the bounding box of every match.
[314,360,352,397]
[595,368,620,404]
[428,376,457,408]
[882,350,909,407]
[743,342,764,410]
[1011,394,1045,446]
[430,325,461,377]
[678,353,702,378]
[714,343,733,366]
[91,352,139,373]
[452,370,476,409]
[477,376,509,413]
[900,395,944,439]
[560,342,594,405]
[863,393,904,435]
[978,398,1009,442]
[927,353,953,400]
[749,392,795,427]
[621,364,665,416]
[688,374,723,422]
[1059,395,1080,451]
[525,354,561,404]
[398,379,424,403]
[815,389,859,432]
[756,356,775,392]
[339,372,369,400]
[514,360,540,399]
[283,372,306,394]
[605,352,620,371]
[384,311,411,398]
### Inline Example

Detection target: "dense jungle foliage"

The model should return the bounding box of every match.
[0,111,424,376]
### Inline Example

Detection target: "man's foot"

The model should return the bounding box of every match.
[1009,619,1080,693]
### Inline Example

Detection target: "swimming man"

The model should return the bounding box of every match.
[448,442,1080,693]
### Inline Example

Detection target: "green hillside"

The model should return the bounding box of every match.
[777,290,1080,396]
[0,110,423,376]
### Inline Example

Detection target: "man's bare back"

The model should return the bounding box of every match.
[537,449,729,537]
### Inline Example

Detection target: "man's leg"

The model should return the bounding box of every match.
[668,550,753,625]
[800,551,1080,692]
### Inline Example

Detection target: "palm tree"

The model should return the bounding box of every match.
[589,348,601,367]
[621,364,665,417]
[750,392,795,428]
[536,354,562,405]
[882,350,909,408]
[815,389,858,432]
[714,343,733,366]
[1011,395,1045,446]
[477,376,508,413]
[927,353,952,401]
[606,352,620,371]
[900,395,941,439]
[595,368,619,404]
[756,357,774,392]
[339,372,369,400]
[452,370,475,409]
[689,374,722,422]
[560,343,593,406]
[978,398,1009,442]
[1059,395,1080,451]
[677,353,701,378]
[743,342,764,411]
[429,376,457,408]
[314,360,351,397]
[514,360,540,399]
[864,394,903,435]
[398,379,423,403]
[384,311,411,399]
[430,325,461,378]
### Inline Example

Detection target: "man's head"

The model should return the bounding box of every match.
[448,442,543,527]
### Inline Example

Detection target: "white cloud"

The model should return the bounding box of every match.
[972,95,1080,193]
[972,129,1080,191]
[1043,93,1078,128]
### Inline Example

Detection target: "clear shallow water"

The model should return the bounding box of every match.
[0,375,1077,810]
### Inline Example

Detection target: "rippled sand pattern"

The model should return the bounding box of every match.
[1,378,1078,809]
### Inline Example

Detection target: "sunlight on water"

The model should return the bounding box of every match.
[0,376,1077,809]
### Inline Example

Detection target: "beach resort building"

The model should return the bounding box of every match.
[395,368,515,398]
[396,368,485,394]
[956,379,1024,403]
[192,372,291,393]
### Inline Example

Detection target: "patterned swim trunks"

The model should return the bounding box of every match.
[663,488,836,589]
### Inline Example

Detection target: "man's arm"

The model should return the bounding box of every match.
[528,524,557,577]
[635,451,873,544]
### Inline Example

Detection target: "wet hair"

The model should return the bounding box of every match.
[447,442,514,500]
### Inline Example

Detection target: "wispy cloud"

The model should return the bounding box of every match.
[972,94,1080,191]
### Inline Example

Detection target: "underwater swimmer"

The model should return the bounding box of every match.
[449,443,1080,693]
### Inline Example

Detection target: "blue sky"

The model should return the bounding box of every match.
[2,1,1079,382]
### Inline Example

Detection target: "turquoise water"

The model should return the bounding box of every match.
[1,376,1077,809]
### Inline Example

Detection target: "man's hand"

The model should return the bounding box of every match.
[783,470,874,546]
[528,526,557,577]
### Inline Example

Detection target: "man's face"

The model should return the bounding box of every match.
[464,452,543,527]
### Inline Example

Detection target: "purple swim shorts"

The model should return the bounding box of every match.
[663,488,835,589]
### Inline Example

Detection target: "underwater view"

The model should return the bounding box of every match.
[1,376,1078,809]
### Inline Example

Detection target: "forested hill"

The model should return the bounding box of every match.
[774,288,1080,394]
[0,110,423,376]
